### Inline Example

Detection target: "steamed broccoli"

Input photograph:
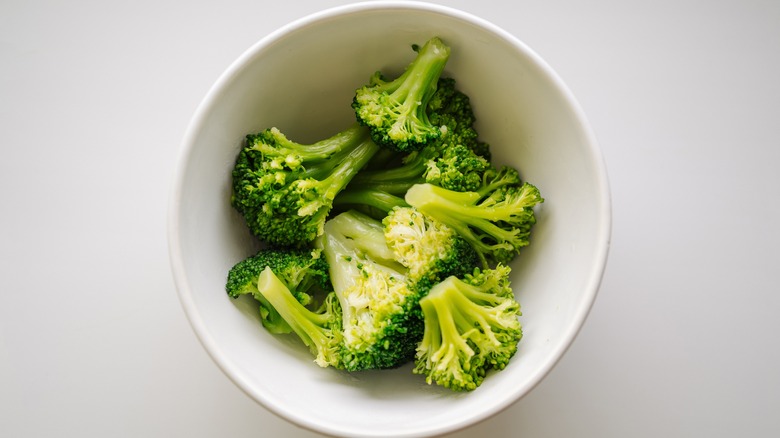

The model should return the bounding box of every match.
[383,206,478,289]
[413,264,522,391]
[231,124,380,247]
[224,38,542,390]
[350,76,494,195]
[424,144,492,192]
[405,181,544,266]
[255,267,344,368]
[317,210,423,370]
[426,77,491,161]
[346,147,433,195]
[353,37,451,152]
[226,248,332,334]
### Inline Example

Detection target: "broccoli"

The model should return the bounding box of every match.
[224,38,543,389]
[476,165,523,196]
[382,206,478,289]
[255,267,344,368]
[353,37,451,152]
[426,77,491,161]
[350,76,494,195]
[404,181,544,266]
[316,210,423,370]
[333,192,480,284]
[231,124,380,247]
[424,144,492,193]
[413,264,522,391]
[225,248,332,334]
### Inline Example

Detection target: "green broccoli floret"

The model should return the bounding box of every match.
[231,124,380,247]
[349,76,493,195]
[383,206,478,290]
[405,182,544,266]
[316,210,423,371]
[255,266,344,368]
[426,77,491,161]
[422,77,493,190]
[424,143,492,192]
[225,248,332,334]
[476,165,523,196]
[413,264,522,391]
[353,37,451,152]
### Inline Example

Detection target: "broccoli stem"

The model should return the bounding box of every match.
[408,183,519,219]
[381,37,451,113]
[350,149,430,194]
[404,184,495,240]
[322,210,400,267]
[262,124,369,164]
[296,138,381,218]
[333,188,409,214]
[256,267,336,367]
[295,127,379,183]
[318,138,381,200]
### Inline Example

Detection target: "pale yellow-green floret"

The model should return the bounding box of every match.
[338,259,411,351]
[383,206,458,280]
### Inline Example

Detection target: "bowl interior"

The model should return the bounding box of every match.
[171,3,610,437]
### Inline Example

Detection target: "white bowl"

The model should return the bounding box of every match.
[168,1,611,437]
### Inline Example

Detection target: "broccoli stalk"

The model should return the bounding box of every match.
[332,187,409,216]
[231,124,380,247]
[348,147,433,195]
[353,37,451,152]
[255,267,343,368]
[413,265,522,391]
[405,182,544,266]
[225,248,333,334]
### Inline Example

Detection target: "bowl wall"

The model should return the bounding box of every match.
[169,2,610,437]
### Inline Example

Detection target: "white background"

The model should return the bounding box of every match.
[2,0,779,436]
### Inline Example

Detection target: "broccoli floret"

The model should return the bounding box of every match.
[225,248,332,334]
[476,165,523,196]
[353,37,451,152]
[413,264,522,391]
[316,210,423,370]
[255,266,344,368]
[405,182,544,266]
[231,124,380,247]
[422,78,493,190]
[424,144,492,192]
[426,77,491,161]
[383,206,478,290]
[349,76,493,195]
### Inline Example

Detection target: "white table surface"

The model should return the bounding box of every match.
[2,0,779,436]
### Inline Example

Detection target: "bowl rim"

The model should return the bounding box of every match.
[168,1,612,436]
